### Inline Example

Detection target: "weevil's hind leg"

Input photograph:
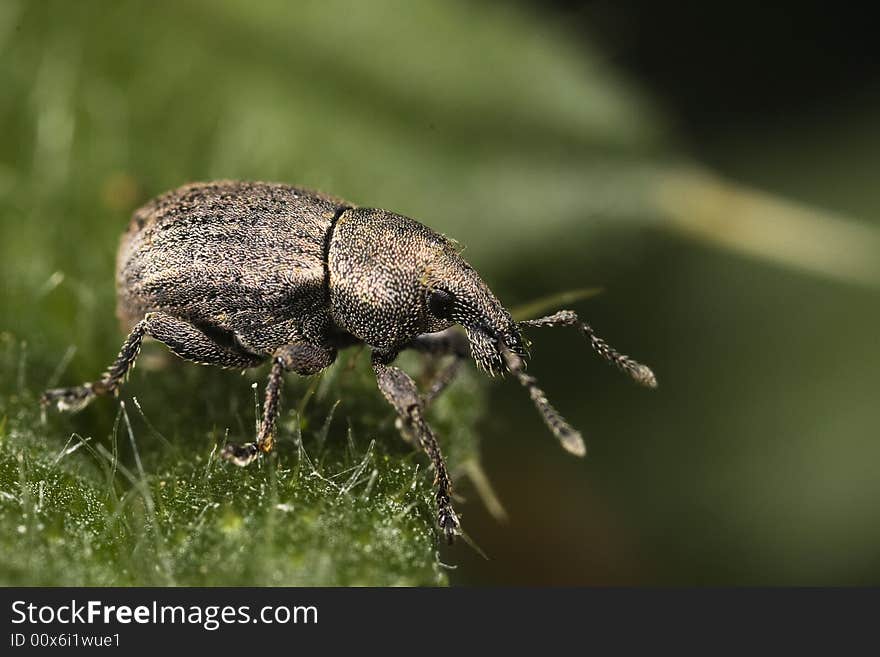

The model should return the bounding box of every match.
[41,312,266,413]
[220,342,336,467]
[408,328,470,407]
[41,321,147,412]
[373,353,460,544]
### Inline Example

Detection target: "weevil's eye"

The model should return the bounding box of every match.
[428,288,456,319]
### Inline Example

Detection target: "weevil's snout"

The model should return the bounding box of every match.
[497,332,526,373]
[424,254,521,376]
[460,312,524,378]
[496,329,529,376]
[462,323,524,377]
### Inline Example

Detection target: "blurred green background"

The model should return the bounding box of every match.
[1,0,878,585]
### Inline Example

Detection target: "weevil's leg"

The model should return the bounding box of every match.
[219,357,284,467]
[41,321,148,412]
[220,342,336,466]
[41,312,265,413]
[519,310,657,388]
[408,328,470,406]
[393,330,468,446]
[422,358,461,407]
[373,352,460,543]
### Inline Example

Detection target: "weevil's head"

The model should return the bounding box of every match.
[422,256,525,376]
[328,208,524,371]
[328,208,652,460]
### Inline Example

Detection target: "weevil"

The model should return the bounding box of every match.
[42,180,657,543]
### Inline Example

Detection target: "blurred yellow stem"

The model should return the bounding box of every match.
[654,167,880,288]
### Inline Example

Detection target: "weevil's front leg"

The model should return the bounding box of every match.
[408,328,469,407]
[220,342,336,466]
[41,312,265,413]
[373,353,460,543]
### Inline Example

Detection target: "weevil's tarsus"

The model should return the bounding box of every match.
[220,358,284,466]
[41,382,98,413]
[499,340,587,457]
[41,316,151,412]
[219,439,261,466]
[220,343,337,467]
[519,309,658,388]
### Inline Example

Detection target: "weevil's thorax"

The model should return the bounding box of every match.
[327,208,455,352]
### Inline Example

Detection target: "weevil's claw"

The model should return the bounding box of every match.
[438,504,461,545]
[40,384,96,413]
[220,441,261,467]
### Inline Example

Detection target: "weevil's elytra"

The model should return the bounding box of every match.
[42,180,657,544]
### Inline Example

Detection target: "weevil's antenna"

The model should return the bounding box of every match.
[499,341,586,457]
[519,310,657,388]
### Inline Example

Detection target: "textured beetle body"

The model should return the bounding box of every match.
[43,180,657,544]
[116,182,345,355]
